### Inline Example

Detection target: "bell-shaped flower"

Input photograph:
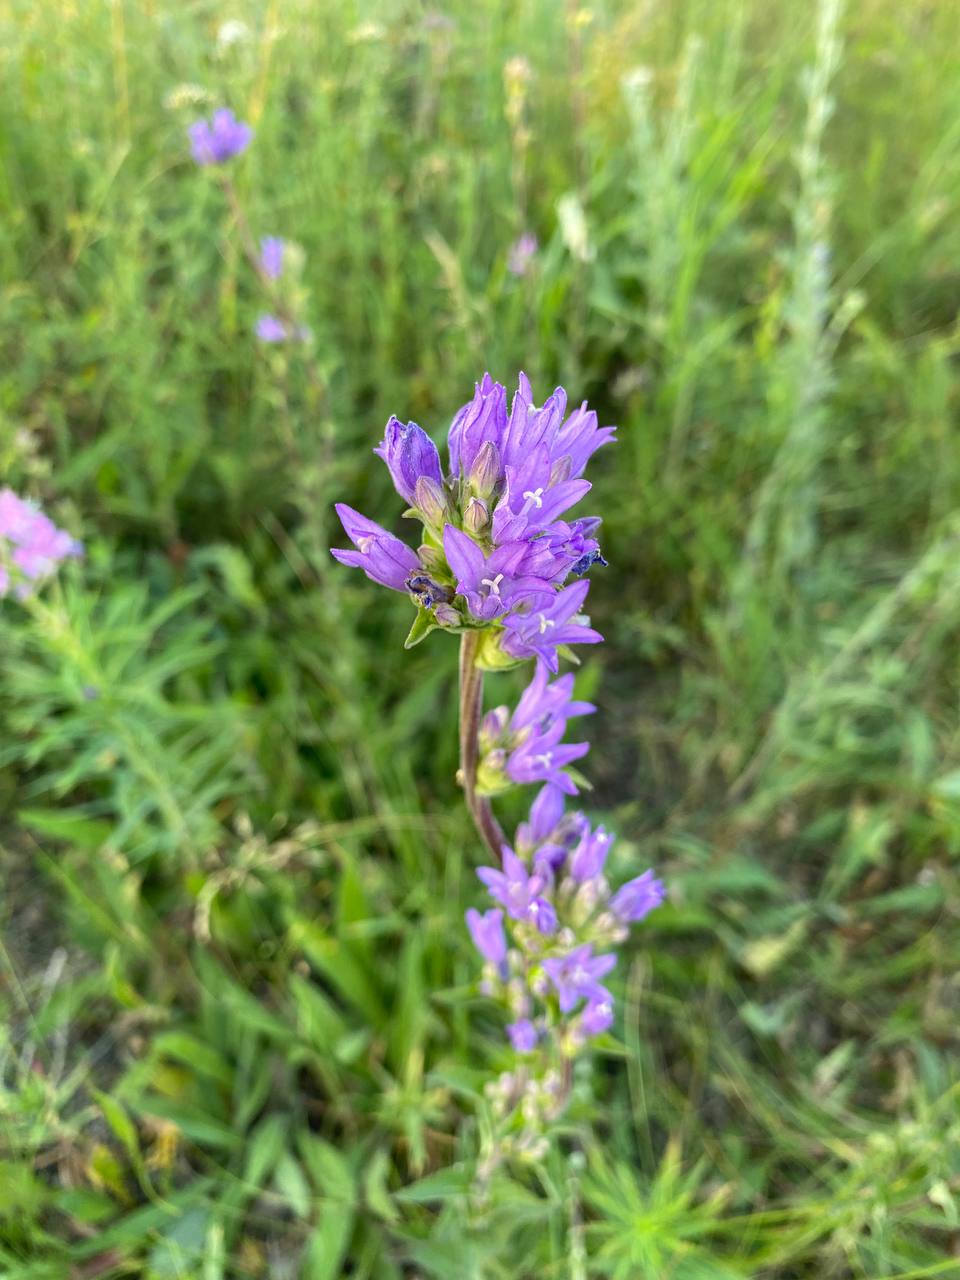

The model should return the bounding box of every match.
[442,526,545,621]
[448,374,508,479]
[501,579,603,672]
[375,417,444,507]
[543,944,616,1014]
[610,870,666,923]
[331,504,420,591]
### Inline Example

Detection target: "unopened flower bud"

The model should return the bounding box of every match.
[476,749,509,795]
[468,440,502,499]
[417,544,447,575]
[571,877,602,925]
[433,603,460,626]
[480,705,509,750]
[464,496,489,535]
[414,475,448,529]
[550,455,572,485]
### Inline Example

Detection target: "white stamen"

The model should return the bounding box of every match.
[357,536,374,553]
[480,573,504,595]
[534,752,553,768]
[537,614,556,634]
[522,487,545,509]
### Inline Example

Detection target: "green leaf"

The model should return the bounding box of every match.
[394,1165,472,1204]
[404,606,439,649]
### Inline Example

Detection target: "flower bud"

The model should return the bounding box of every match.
[414,475,448,529]
[463,496,489,535]
[550,455,572,485]
[476,748,510,795]
[417,544,447,575]
[480,705,509,750]
[468,440,502,499]
[433,603,460,627]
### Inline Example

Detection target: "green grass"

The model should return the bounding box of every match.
[2,0,960,1275]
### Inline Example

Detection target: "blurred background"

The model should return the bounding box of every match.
[2,0,960,1276]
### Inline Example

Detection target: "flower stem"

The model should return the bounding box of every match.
[459,630,507,861]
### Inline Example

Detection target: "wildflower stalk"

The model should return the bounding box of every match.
[458,630,506,861]
[330,371,665,1173]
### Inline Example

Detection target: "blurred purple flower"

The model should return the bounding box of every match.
[254,314,288,342]
[507,1018,539,1052]
[543,944,616,1014]
[188,108,253,165]
[507,232,538,277]
[466,907,508,973]
[610,870,666,923]
[260,236,285,280]
[580,988,614,1036]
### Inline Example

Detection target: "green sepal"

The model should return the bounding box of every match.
[404,607,440,649]
[474,628,525,672]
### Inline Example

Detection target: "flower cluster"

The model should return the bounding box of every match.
[188,108,252,166]
[331,372,611,671]
[330,374,665,1167]
[0,488,82,599]
[467,744,664,1160]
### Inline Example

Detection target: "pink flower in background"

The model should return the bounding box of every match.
[507,232,538,277]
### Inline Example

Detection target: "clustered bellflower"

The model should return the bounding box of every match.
[331,374,665,1169]
[188,108,252,165]
[331,372,611,667]
[0,489,82,599]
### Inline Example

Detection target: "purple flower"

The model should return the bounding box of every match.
[501,579,603,672]
[580,987,615,1036]
[569,823,613,883]
[477,848,555,933]
[448,374,508,479]
[522,784,566,846]
[260,236,285,280]
[491,448,592,544]
[543,944,617,1014]
[506,722,590,795]
[465,907,507,972]
[0,490,82,595]
[330,503,420,591]
[374,417,444,507]
[507,232,538,277]
[188,108,253,165]
[609,870,666,923]
[442,526,545,621]
[510,665,595,738]
[517,519,606,583]
[255,314,288,342]
[507,1018,539,1052]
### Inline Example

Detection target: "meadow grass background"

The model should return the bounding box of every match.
[2,0,960,1275]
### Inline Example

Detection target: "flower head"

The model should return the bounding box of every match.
[188,108,253,165]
